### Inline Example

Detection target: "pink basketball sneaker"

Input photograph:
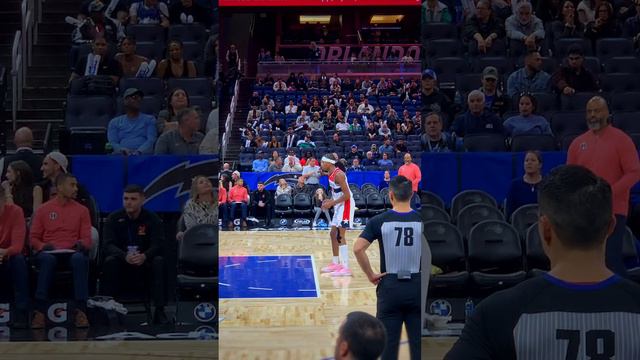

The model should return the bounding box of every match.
[321,262,342,273]
[330,265,352,277]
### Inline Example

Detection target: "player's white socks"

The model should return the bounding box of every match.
[339,245,349,269]
[332,256,339,265]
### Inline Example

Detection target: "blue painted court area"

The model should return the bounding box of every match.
[219,255,320,299]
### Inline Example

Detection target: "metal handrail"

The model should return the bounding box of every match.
[12,0,40,130]
[221,58,242,161]
[11,31,22,132]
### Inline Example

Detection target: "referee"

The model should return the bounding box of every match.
[354,175,431,360]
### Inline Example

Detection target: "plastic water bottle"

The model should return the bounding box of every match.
[464,298,475,322]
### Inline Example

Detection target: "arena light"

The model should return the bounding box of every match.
[300,15,332,24]
[370,15,404,24]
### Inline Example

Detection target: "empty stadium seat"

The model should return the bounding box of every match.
[167,78,213,98]
[463,134,507,152]
[596,38,634,59]
[622,227,640,282]
[422,23,458,40]
[365,193,385,216]
[65,95,115,128]
[600,73,640,93]
[550,111,587,141]
[182,42,204,61]
[525,222,549,276]
[353,193,367,217]
[168,24,208,44]
[604,57,640,73]
[119,78,165,98]
[425,39,464,58]
[560,92,600,111]
[420,205,451,223]
[613,111,640,133]
[510,204,539,241]
[468,220,527,291]
[511,135,557,152]
[420,191,445,209]
[530,92,557,113]
[457,203,505,239]
[424,220,469,292]
[610,93,640,112]
[135,42,165,61]
[450,190,497,221]
[126,25,166,43]
[293,193,313,216]
[274,194,293,217]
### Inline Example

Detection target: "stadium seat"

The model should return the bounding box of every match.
[550,111,587,141]
[604,57,640,73]
[525,222,549,276]
[65,95,115,128]
[560,92,600,111]
[420,205,451,223]
[613,111,640,133]
[553,38,593,58]
[381,188,391,209]
[450,190,497,221]
[420,190,445,209]
[530,92,557,113]
[560,133,579,151]
[596,38,635,59]
[182,42,205,61]
[510,204,539,241]
[583,56,602,74]
[422,23,457,40]
[511,135,557,152]
[468,220,527,291]
[167,78,213,98]
[353,193,367,217]
[457,203,505,240]
[472,56,513,75]
[600,73,640,93]
[463,134,506,152]
[135,42,165,61]
[425,39,463,58]
[293,193,313,216]
[168,24,208,44]
[622,227,640,282]
[126,25,166,43]
[190,96,213,117]
[238,153,254,171]
[365,193,385,216]
[119,78,165,99]
[274,194,293,217]
[610,93,640,113]
[115,96,163,116]
[424,220,469,293]
[455,74,482,96]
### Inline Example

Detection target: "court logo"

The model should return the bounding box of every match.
[194,303,216,323]
[293,218,311,225]
[430,299,452,317]
[47,303,67,323]
[194,326,217,340]
[144,159,218,203]
[48,326,68,342]
[279,219,288,226]
[0,304,9,323]
[0,326,9,342]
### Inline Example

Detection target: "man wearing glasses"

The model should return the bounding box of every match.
[550,45,599,96]
[479,66,509,116]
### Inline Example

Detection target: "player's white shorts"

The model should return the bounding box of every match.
[331,199,355,228]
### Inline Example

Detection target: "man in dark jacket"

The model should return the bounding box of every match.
[551,45,599,95]
[100,184,167,324]
[1,127,43,182]
[250,181,273,227]
[421,69,454,126]
[451,90,503,137]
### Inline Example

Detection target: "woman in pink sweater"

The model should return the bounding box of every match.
[228,179,249,228]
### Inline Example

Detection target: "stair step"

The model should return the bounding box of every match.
[38,33,71,44]
[27,65,70,76]
[0,3,20,12]
[33,43,71,54]
[26,75,69,87]
[22,98,65,109]
[24,86,67,98]
[33,54,70,67]
[16,109,64,119]
[39,22,72,33]
[0,11,20,22]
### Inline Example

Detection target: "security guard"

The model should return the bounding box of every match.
[354,175,430,360]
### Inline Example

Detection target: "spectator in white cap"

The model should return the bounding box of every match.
[32,152,89,214]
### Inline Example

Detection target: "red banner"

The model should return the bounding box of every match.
[220,0,420,6]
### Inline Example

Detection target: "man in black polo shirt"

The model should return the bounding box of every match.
[354,175,430,360]
[446,165,640,359]
[101,184,168,324]
[250,181,273,227]
[70,34,121,85]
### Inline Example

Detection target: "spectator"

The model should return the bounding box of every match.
[421,69,453,124]
[157,40,197,79]
[505,151,543,217]
[398,153,422,210]
[283,156,302,172]
[179,176,216,237]
[378,152,394,169]
[297,134,316,149]
[157,88,190,134]
[361,151,377,167]
[357,98,374,115]
[551,45,599,95]
[395,139,408,154]
[535,0,563,23]
[506,50,551,97]
[268,136,281,149]
[624,0,640,47]
[503,94,553,137]
[378,123,392,137]
[70,35,121,85]
[379,171,391,189]
[1,127,42,182]
[32,152,91,215]
[269,157,284,172]
[336,116,350,132]
[107,88,157,155]
[273,118,285,132]
[228,178,249,228]
[423,0,452,23]
[463,0,505,55]
[549,1,584,48]
[310,115,324,131]
[334,311,386,360]
[218,179,228,226]
[129,0,169,27]
[285,100,298,115]
[273,78,287,91]
[577,0,598,25]
[72,1,121,45]
[349,118,363,133]
[154,107,204,155]
[379,138,395,156]
[311,188,331,227]
[452,90,503,137]
[101,184,167,324]
[0,185,28,328]
[585,2,623,43]
[30,173,91,329]
[301,158,321,185]
[252,152,269,172]
[286,149,301,166]
[479,67,509,116]
[2,161,34,218]
[309,42,321,60]
[349,158,365,171]
[346,145,363,161]
[275,179,292,196]
[115,37,151,79]
[250,181,273,227]
[169,0,211,26]
[506,2,545,53]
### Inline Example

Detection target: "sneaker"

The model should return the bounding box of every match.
[74,309,89,328]
[330,266,352,277]
[321,262,342,273]
[31,311,45,329]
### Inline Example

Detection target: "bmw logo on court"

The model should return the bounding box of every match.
[430,299,452,317]
[194,303,216,323]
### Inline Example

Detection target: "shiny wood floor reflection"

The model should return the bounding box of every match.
[219,230,414,360]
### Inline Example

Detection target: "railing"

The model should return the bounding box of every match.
[221,58,242,161]
[11,31,23,132]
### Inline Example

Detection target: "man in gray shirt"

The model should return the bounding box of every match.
[154,107,204,155]
[301,157,321,185]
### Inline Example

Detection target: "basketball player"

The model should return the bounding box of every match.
[446,165,640,359]
[354,175,430,360]
[320,154,355,277]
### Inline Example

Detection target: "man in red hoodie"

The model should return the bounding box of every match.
[0,185,29,328]
[30,173,92,329]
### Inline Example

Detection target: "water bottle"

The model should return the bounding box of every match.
[105,142,113,154]
[464,298,475,322]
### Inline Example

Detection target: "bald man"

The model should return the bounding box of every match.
[567,96,640,276]
[1,127,42,182]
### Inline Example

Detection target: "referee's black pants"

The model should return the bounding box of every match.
[376,274,421,360]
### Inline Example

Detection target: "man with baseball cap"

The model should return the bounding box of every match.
[421,69,453,125]
[479,66,509,116]
[107,88,157,155]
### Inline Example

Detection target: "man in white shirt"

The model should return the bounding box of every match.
[273,79,287,91]
[336,117,351,132]
[282,156,303,172]
[285,100,298,114]
[357,98,374,115]
[284,128,298,149]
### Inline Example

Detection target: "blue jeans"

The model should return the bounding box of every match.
[0,255,29,310]
[229,202,248,221]
[219,203,229,224]
[34,252,89,311]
